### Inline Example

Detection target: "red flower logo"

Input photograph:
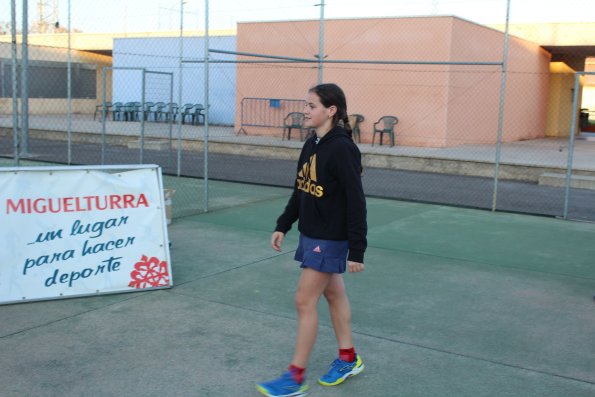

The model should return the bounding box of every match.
[128,255,170,289]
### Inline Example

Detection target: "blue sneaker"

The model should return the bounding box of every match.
[256,371,309,397]
[318,354,364,386]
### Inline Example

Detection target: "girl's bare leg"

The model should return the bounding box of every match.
[291,268,333,368]
[323,274,353,349]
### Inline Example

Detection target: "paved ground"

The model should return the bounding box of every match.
[1,189,594,397]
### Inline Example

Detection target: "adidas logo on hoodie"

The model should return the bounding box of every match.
[297,154,324,198]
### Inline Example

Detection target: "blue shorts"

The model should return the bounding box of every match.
[294,233,349,274]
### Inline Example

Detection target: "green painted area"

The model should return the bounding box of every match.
[164,182,595,394]
[162,175,290,217]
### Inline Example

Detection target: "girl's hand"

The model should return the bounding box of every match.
[271,231,285,252]
[348,261,364,273]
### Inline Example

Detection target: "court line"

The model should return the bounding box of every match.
[372,244,595,281]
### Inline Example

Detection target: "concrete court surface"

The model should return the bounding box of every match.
[1,189,595,397]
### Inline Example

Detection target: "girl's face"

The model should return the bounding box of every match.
[304,92,336,131]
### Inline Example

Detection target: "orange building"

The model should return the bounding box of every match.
[235,16,560,147]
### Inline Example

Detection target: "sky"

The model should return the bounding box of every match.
[3,0,595,33]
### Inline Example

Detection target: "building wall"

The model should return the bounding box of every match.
[583,57,595,121]
[583,87,595,118]
[546,63,578,137]
[235,16,551,147]
[323,17,454,147]
[0,42,111,115]
[113,36,236,125]
[448,19,551,144]
[235,17,454,144]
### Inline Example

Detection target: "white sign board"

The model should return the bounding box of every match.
[0,165,173,305]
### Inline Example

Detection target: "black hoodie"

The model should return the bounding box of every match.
[275,126,367,263]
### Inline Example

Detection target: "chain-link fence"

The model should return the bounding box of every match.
[1,0,594,221]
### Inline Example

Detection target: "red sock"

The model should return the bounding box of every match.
[339,347,356,362]
[288,364,305,384]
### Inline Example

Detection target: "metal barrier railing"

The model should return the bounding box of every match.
[237,97,306,135]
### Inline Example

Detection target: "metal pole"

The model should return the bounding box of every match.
[176,0,185,177]
[21,0,29,155]
[563,73,581,220]
[11,0,19,166]
[491,0,511,212]
[168,72,174,167]
[204,0,209,212]
[317,0,325,84]
[67,0,72,164]
[140,69,146,164]
[101,67,107,164]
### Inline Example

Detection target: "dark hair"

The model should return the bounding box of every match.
[308,83,353,137]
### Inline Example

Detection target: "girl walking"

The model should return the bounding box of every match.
[257,83,367,397]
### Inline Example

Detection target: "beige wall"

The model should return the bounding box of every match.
[0,29,237,52]
[0,98,97,115]
[583,87,595,117]
[585,58,595,85]
[235,17,551,147]
[489,22,595,47]
[546,63,580,137]
[0,42,112,114]
[583,58,595,115]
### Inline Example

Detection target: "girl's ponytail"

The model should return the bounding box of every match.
[342,115,353,138]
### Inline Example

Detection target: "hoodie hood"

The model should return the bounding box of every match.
[316,125,351,146]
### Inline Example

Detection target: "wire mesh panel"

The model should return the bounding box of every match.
[2,0,595,221]
[237,97,307,135]
[202,14,510,213]
[565,71,595,222]
[0,45,106,166]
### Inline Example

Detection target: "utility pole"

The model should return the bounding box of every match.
[316,0,325,84]
[35,0,59,33]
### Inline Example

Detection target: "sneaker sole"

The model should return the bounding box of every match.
[318,362,365,387]
[255,384,308,397]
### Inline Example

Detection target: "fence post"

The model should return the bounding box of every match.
[101,67,107,165]
[140,69,146,164]
[20,0,29,156]
[67,0,72,165]
[176,0,184,177]
[10,0,19,166]
[204,0,210,212]
[168,72,174,167]
[491,0,511,212]
[563,73,582,220]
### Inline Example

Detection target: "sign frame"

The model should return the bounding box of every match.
[0,164,173,305]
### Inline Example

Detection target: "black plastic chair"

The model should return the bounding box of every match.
[94,101,112,121]
[282,112,306,141]
[372,116,399,147]
[111,102,124,121]
[192,104,206,125]
[162,102,178,122]
[153,102,167,122]
[348,113,365,143]
[123,102,141,121]
[179,103,195,124]
[143,102,156,121]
